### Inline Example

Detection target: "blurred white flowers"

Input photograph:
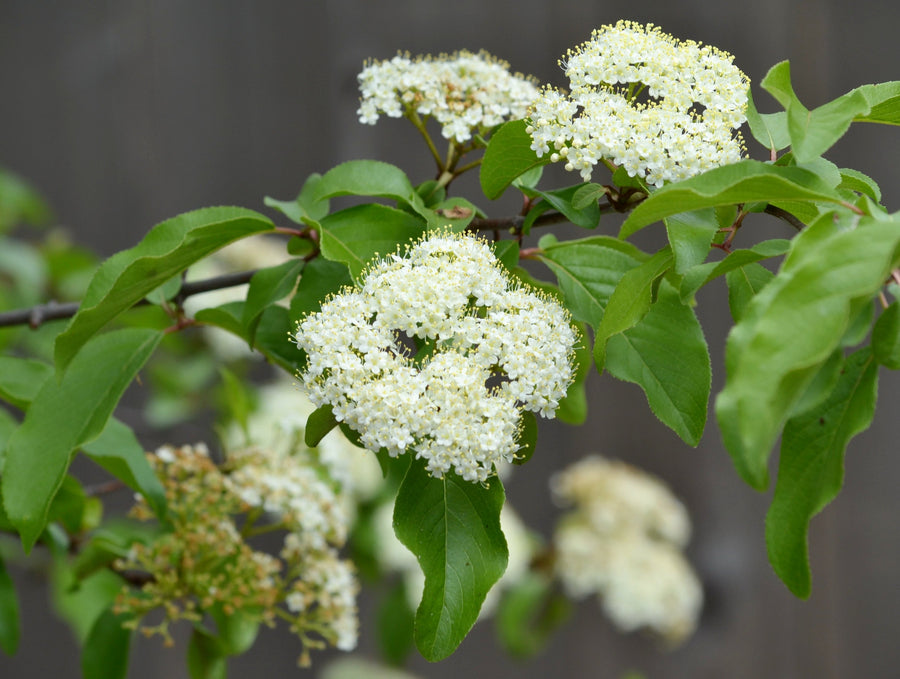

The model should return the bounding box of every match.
[357,50,539,143]
[527,21,749,187]
[295,231,577,483]
[551,455,703,645]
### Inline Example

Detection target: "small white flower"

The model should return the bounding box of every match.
[357,50,540,143]
[295,231,577,483]
[528,21,749,186]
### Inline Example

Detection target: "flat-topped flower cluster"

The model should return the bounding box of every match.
[295,231,577,483]
[357,50,540,143]
[527,21,749,186]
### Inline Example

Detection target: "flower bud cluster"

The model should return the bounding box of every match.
[357,50,540,143]
[114,442,359,663]
[295,231,577,483]
[551,455,702,644]
[527,21,749,186]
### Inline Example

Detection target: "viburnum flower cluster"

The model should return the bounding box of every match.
[115,443,359,663]
[295,231,577,483]
[527,21,749,186]
[357,50,540,143]
[551,455,703,645]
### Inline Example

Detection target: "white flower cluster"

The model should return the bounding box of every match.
[357,50,540,143]
[551,455,702,644]
[295,231,577,483]
[527,21,749,187]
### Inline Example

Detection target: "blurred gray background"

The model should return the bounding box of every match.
[2,1,899,677]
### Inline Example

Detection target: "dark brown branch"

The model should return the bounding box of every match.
[764,204,805,231]
[0,269,257,329]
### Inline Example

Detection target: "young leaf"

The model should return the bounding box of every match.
[679,239,789,303]
[838,168,882,203]
[537,236,647,329]
[81,607,133,679]
[0,356,53,409]
[2,328,162,551]
[264,172,330,226]
[54,206,274,374]
[480,120,550,200]
[527,184,602,229]
[393,459,508,661]
[0,554,20,655]
[319,204,427,280]
[242,258,304,342]
[744,88,790,154]
[606,281,710,446]
[311,160,428,218]
[593,247,674,373]
[766,349,878,598]
[80,418,167,519]
[852,81,900,125]
[716,213,900,490]
[571,183,608,210]
[619,160,845,238]
[210,607,259,656]
[761,61,871,163]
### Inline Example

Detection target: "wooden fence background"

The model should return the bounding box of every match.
[2,2,899,677]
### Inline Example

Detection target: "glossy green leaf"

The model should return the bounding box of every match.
[726,262,775,322]
[187,626,227,679]
[745,88,790,153]
[480,120,550,200]
[571,183,608,210]
[606,281,710,445]
[537,237,647,329]
[0,356,52,409]
[320,204,426,280]
[853,81,900,125]
[290,257,353,319]
[665,208,720,274]
[81,607,133,679]
[619,160,846,238]
[716,213,900,489]
[242,258,304,341]
[81,418,167,519]
[393,459,508,661]
[305,404,338,447]
[3,328,162,551]
[0,554,19,655]
[312,160,427,217]
[679,239,789,302]
[761,61,871,162]
[766,349,878,597]
[54,206,273,374]
[264,172,330,226]
[593,247,674,372]
[872,302,900,369]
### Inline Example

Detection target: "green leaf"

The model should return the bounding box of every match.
[54,207,273,374]
[0,167,53,232]
[264,172,330,226]
[852,81,900,125]
[537,237,647,329]
[593,247,674,373]
[761,61,871,163]
[0,554,20,655]
[187,627,227,679]
[556,324,591,425]
[312,160,427,217]
[0,409,16,470]
[571,183,608,210]
[527,184,601,229]
[2,328,162,551]
[252,305,306,372]
[789,349,844,418]
[242,258,304,342]
[376,580,416,665]
[745,88,790,153]
[872,302,900,368]
[480,120,550,200]
[210,607,259,656]
[81,418,167,519]
[393,459,508,661]
[492,240,519,272]
[81,607,133,679]
[289,257,353,319]
[513,411,538,465]
[838,168,882,203]
[619,160,846,238]
[726,262,775,322]
[766,349,878,597]
[52,564,124,643]
[664,208,720,274]
[304,404,338,447]
[429,197,480,231]
[319,204,426,280]
[606,281,710,445]
[679,239,790,303]
[716,213,900,489]
[0,357,53,409]
[495,573,570,659]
